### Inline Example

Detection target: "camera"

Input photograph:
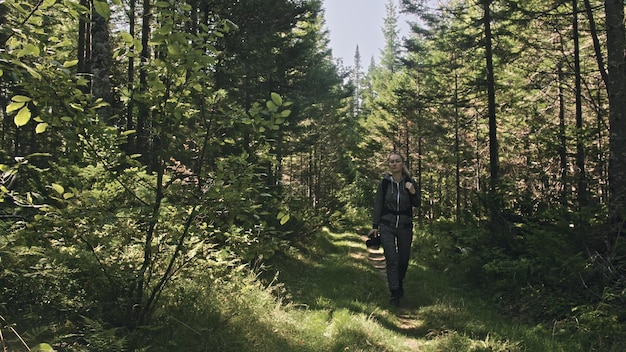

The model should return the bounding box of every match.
[365,234,381,249]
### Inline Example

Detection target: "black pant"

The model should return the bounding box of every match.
[379,224,413,291]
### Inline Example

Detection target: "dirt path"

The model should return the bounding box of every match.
[364,240,387,280]
[361,234,423,350]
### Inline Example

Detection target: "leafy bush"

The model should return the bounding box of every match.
[413,212,626,351]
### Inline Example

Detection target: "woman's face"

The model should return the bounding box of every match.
[388,154,403,172]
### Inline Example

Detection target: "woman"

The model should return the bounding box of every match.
[368,152,420,306]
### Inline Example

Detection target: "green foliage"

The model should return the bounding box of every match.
[2,0,623,350]
[415,213,626,350]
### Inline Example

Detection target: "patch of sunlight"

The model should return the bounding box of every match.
[423,330,524,352]
[334,240,366,250]
[324,227,362,241]
[283,249,324,269]
[349,251,366,260]
[319,308,416,351]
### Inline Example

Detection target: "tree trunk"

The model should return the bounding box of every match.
[584,0,609,91]
[136,0,151,157]
[454,67,461,223]
[573,0,588,209]
[482,0,500,224]
[126,0,136,133]
[91,9,113,121]
[605,0,626,228]
[77,0,91,88]
[558,60,568,207]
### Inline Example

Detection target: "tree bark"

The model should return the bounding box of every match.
[126,0,136,133]
[558,60,568,207]
[91,9,113,121]
[583,0,609,91]
[605,0,626,228]
[136,0,151,157]
[573,0,588,209]
[482,0,500,225]
[77,0,91,88]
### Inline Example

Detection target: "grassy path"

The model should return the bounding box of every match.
[259,227,577,351]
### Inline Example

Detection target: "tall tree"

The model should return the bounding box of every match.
[381,0,402,72]
[351,45,364,118]
[605,0,626,227]
[481,0,500,224]
[572,0,588,209]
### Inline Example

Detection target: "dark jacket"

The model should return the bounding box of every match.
[372,174,420,229]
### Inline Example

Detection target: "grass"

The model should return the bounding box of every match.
[149,227,587,351]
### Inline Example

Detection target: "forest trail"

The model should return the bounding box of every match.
[360,234,425,350]
[272,228,570,351]
[351,230,567,351]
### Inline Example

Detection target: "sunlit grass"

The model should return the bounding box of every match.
[151,227,585,351]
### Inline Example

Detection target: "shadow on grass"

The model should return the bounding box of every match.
[263,228,434,340]
[263,227,566,351]
[147,226,576,351]
[267,229,388,313]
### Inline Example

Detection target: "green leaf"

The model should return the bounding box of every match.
[280,213,290,225]
[224,19,239,31]
[51,183,64,195]
[14,60,41,79]
[280,109,291,118]
[121,32,133,44]
[270,92,283,106]
[11,95,31,103]
[25,152,51,158]
[14,107,31,127]
[167,44,180,56]
[6,102,25,113]
[35,122,48,134]
[27,43,41,56]
[63,60,79,68]
[31,343,54,352]
[69,103,84,112]
[266,100,277,112]
[93,1,111,20]
[93,100,110,109]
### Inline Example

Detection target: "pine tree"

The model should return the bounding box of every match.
[380,0,401,72]
[351,45,363,117]
[605,0,626,227]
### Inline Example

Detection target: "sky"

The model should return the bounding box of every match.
[321,0,413,66]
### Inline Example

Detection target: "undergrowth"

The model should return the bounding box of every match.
[135,226,591,351]
[4,223,615,351]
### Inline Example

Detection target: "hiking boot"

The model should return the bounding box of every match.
[389,289,400,306]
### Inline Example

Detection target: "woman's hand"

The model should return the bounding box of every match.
[405,181,416,195]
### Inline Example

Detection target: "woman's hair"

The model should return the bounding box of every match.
[388,152,412,178]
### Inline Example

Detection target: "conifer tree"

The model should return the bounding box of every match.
[351,45,363,118]
[380,0,401,73]
[605,0,626,227]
